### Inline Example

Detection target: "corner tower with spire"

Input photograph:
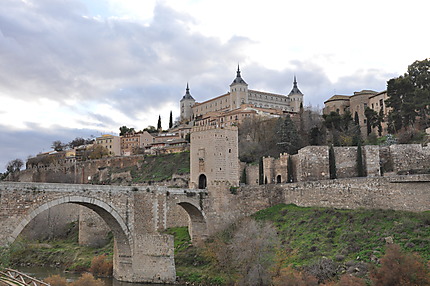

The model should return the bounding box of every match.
[229,65,248,109]
[180,83,195,122]
[288,76,304,112]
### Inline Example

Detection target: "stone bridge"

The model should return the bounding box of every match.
[1,175,430,283]
[0,182,210,283]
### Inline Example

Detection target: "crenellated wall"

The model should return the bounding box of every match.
[261,144,429,185]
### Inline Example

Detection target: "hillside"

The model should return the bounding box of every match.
[172,204,430,285]
[95,151,190,185]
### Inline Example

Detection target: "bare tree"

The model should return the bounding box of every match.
[6,158,23,173]
[229,218,280,286]
[52,140,67,151]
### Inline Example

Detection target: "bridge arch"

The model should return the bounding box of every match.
[9,195,132,280]
[177,201,208,244]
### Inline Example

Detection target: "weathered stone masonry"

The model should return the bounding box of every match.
[0,182,208,284]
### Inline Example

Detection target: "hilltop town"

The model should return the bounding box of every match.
[1,59,430,286]
[2,60,430,187]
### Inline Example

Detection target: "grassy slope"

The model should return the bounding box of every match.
[106,151,190,184]
[252,204,430,265]
[171,204,430,284]
[131,152,190,182]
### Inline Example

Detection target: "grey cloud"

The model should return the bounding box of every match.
[0,1,251,118]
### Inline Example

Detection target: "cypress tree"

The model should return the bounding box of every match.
[259,157,264,185]
[169,111,173,129]
[357,143,365,177]
[329,145,337,179]
[287,155,294,183]
[157,115,162,130]
[354,111,360,125]
[241,167,247,184]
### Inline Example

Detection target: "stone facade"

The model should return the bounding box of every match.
[120,131,154,156]
[96,134,121,156]
[323,90,390,136]
[190,125,239,189]
[180,67,304,125]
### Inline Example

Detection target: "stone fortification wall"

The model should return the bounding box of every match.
[16,155,189,187]
[297,146,330,181]
[260,144,428,185]
[201,175,430,237]
[219,175,430,220]
[245,164,260,185]
[364,145,380,177]
[17,156,145,184]
[334,147,357,178]
[389,144,430,173]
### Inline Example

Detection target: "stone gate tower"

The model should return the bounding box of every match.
[190,125,239,189]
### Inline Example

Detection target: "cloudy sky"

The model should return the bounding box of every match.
[0,0,429,172]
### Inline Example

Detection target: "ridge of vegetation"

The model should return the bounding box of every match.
[171,204,430,285]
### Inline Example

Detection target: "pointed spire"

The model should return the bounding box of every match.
[181,82,195,101]
[231,64,247,86]
[289,76,303,95]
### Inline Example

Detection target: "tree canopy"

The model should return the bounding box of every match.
[276,115,302,155]
[119,126,135,136]
[386,58,430,132]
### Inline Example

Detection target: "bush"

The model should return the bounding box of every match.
[273,266,318,286]
[89,254,113,277]
[371,244,430,286]
[305,258,338,283]
[70,273,104,286]
[44,274,68,286]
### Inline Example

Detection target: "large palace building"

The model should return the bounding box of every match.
[180,66,304,127]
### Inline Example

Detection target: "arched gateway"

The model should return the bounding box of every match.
[0,182,209,284]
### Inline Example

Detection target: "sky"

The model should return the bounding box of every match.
[0,0,429,172]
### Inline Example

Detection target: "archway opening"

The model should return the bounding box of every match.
[198,174,207,189]
[177,202,208,244]
[276,175,282,184]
